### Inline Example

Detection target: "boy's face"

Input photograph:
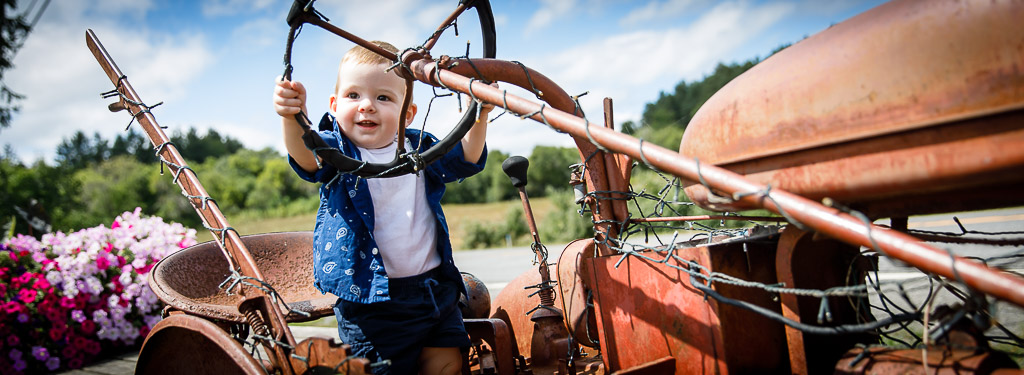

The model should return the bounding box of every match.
[330,61,417,149]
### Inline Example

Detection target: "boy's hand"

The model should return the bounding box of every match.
[274,77,307,117]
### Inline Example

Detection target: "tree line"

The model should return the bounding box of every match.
[2,127,584,237]
[620,45,787,150]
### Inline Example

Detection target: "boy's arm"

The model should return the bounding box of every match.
[461,84,498,164]
[274,78,319,173]
[461,106,491,164]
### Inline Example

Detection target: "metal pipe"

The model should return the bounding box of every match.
[406,56,1024,307]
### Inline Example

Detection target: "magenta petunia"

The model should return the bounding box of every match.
[60,297,77,309]
[96,256,110,270]
[18,289,37,303]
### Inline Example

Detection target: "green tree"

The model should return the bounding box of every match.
[72,156,155,229]
[110,130,157,164]
[0,0,30,131]
[172,127,244,163]
[626,59,763,150]
[443,149,512,204]
[526,146,578,198]
[1,154,80,237]
[55,131,110,170]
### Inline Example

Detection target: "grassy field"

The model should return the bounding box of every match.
[195,197,555,251]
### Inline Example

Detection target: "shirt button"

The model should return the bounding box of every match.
[348,190,357,198]
[372,248,378,255]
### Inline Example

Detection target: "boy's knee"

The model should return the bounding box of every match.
[419,347,462,375]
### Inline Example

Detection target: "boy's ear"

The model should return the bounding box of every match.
[405,103,418,125]
[328,94,338,114]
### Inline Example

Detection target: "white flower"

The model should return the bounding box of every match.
[71,310,87,323]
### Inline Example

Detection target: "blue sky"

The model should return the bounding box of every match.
[5,0,886,164]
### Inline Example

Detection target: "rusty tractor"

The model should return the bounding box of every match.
[88,0,1024,373]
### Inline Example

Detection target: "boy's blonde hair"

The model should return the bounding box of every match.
[334,40,401,95]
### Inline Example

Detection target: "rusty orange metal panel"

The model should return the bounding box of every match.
[679,0,1024,213]
[150,232,335,323]
[681,0,1024,165]
[583,240,789,374]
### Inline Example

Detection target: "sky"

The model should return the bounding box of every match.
[4,0,887,164]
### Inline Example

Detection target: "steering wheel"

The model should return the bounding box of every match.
[282,0,497,178]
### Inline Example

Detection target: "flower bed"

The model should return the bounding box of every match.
[0,208,196,373]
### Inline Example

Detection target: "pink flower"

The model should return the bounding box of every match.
[96,256,110,270]
[111,220,120,229]
[3,302,21,314]
[67,357,83,369]
[32,277,51,291]
[139,325,151,338]
[116,255,127,267]
[18,289,37,303]
[137,263,155,274]
[59,297,76,310]
[104,242,113,253]
[6,335,19,347]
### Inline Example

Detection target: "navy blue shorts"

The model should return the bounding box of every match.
[333,268,471,375]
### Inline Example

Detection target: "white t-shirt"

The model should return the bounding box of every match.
[358,141,441,278]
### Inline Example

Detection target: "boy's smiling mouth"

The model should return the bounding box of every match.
[355,120,378,129]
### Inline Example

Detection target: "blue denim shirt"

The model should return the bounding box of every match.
[289,113,486,303]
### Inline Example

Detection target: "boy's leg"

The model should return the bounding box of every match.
[418,347,462,375]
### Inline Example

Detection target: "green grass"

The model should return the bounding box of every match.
[194,198,556,250]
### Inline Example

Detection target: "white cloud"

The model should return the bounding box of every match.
[620,0,703,26]
[201,0,276,17]
[527,1,794,128]
[525,0,577,36]
[4,3,213,164]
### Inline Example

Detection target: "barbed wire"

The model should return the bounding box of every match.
[568,159,1024,347]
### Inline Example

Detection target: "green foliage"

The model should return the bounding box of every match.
[0,155,80,236]
[174,127,244,163]
[525,146,578,198]
[444,146,581,204]
[72,156,157,229]
[464,205,529,249]
[538,187,592,243]
[627,60,760,149]
[444,149,513,204]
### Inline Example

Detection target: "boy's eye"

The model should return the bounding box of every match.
[346,92,358,99]
[377,95,391,102]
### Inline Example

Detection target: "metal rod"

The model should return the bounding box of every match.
[422,1,470,51]
[406,56,1024,307]
[86,29,299,372]
[630,215,788,223]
